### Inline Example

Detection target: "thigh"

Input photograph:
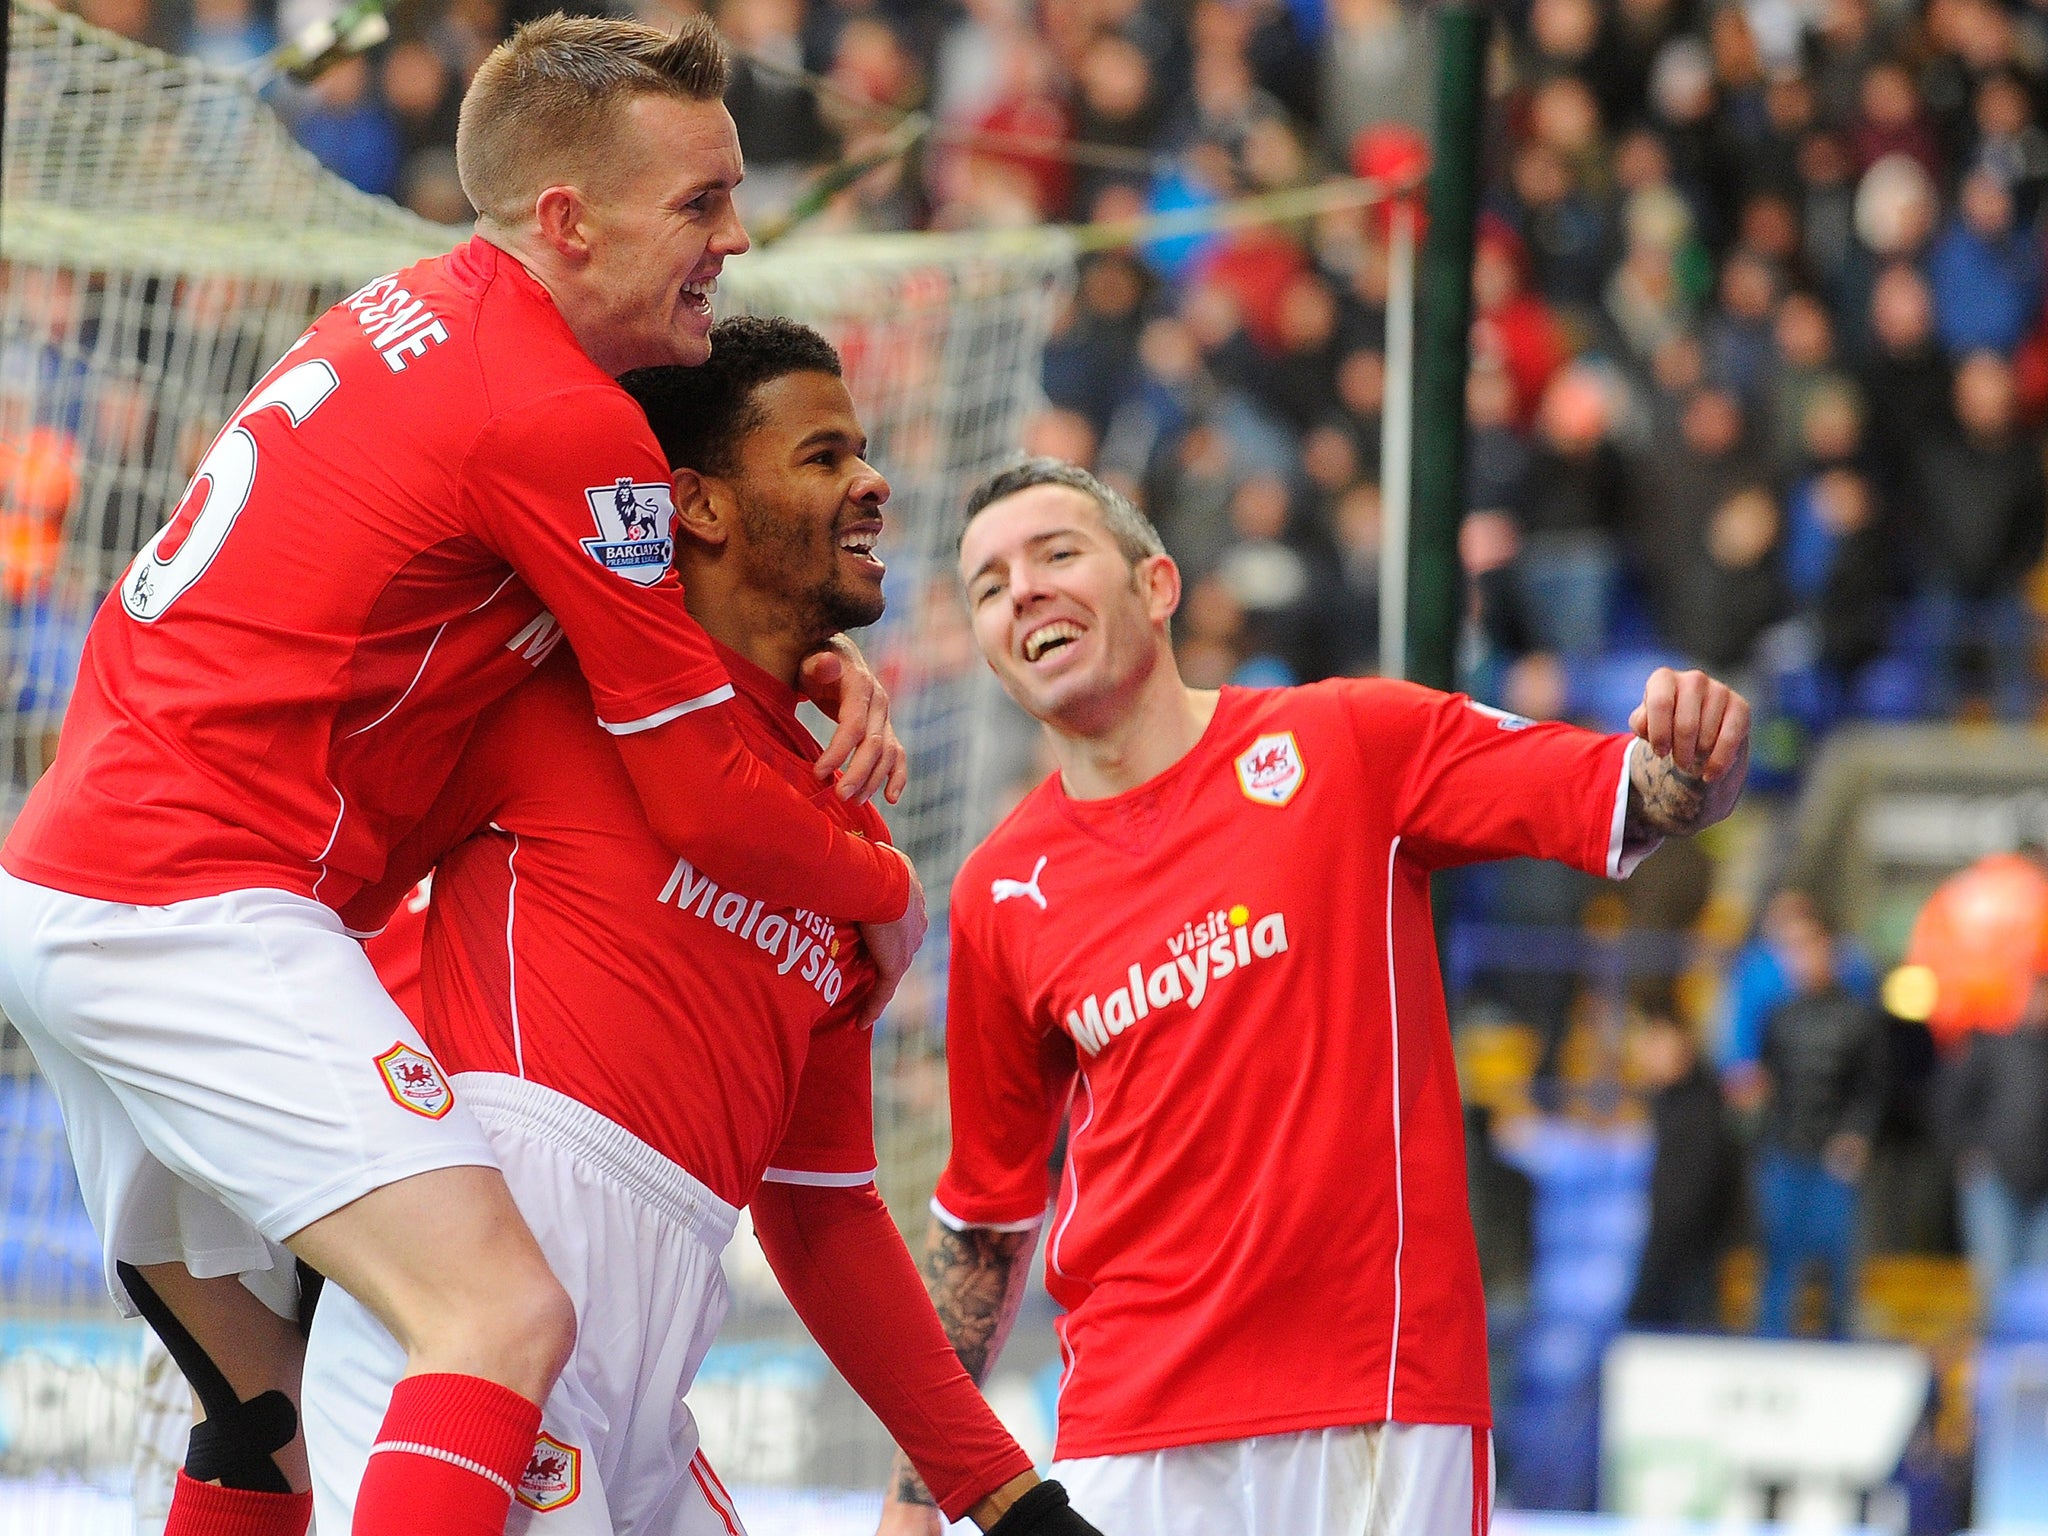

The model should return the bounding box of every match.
[1358,1424,1492,1536]
[649,1447,749,1536]
[1054,1441,1247,1536]
[0,873,291,1312]
[470,1081,737,1536]
[3,878,497,1247]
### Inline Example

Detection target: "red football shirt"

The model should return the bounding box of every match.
[935,679,1637,1460]
[385,643,883,1206]
[3,238,730,914]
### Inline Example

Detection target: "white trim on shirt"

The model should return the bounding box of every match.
[1608,738,1660,880]
[599,683,736,736]
[929,1196,1047,1235]
[761,1166,878,1188]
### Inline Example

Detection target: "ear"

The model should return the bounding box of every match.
[533,185,595,262]
[670,468,733,551]
[1138,552,1182,626]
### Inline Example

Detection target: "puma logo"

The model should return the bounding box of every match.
[991,856,1049,910]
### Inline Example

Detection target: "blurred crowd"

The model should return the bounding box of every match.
[64,0,2048,749]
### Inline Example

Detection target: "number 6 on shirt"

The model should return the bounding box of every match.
[122,358,341,622]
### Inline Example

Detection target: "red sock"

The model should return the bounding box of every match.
[162,1471,312,1536]
[352,1373,542,1536]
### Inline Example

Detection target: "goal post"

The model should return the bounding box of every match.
[2,0,1070,1498]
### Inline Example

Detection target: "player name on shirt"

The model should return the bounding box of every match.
[1062,902,1290,1055]
[344,274,451,373]
[656,857,853,1008]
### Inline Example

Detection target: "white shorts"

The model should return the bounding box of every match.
[303,1073,749,1535]
[1052,1422,1494,1536]
[0,871,497,1317]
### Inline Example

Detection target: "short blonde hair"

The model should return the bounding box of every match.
[456,13,729,228]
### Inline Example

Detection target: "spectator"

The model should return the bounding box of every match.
[1657,484,1788,671]
[288,56,402,199]
[1627,1012,1743,1330]
[1910,350,2046,719]
[1629,384,1771,610]
[1702,249,1781,404]
[1515,365,1627,655]
[1719,887,1880,1096]
[1929,170,2043,357]
[1938,959,2048,1304]
[1858,264,1950,510]
[1319,0,1434,165]
[1971,68,2048,226]
[1753,902,1888,1338]
[182,0,274,68]
[1472,216,1572,429]
[1849,60,1943,182]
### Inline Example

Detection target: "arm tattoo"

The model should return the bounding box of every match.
[1625,749,1707,841]
[888,1219,1040,1509]
[1624,737,1746,842]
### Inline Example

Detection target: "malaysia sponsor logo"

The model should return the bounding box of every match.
[1235,732,1305,807]
[656,857,851,1008]
[373,1043,454,1119]
[516,1432,581,1512]
[1064,902,1290,1055]
[1466,700,1535,730]
[991,855,1049,910]
[581,478,676,587]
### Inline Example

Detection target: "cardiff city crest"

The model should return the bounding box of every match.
[1234,731,1306,807]
[372,1043,454,1120]
[517,1432,582,1512]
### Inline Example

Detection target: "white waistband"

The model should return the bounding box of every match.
[452,1073,739,1251]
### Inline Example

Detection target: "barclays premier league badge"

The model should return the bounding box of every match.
[1234,731,1305,807]
[373,1043,454,1119]
[581,478,676,587]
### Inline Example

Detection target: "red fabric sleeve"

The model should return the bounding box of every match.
[931,900,1073,1229]
[751,1181,1034,1522]
[459,387,730,728]
[614,708,910,923]
[764,1006,878,1181]
[1355,681,1633,877]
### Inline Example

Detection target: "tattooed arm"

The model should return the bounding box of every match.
[879,1218,1043,1531]
[1622,667,1750,843]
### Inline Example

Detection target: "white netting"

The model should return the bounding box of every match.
[1,0,1070,1508]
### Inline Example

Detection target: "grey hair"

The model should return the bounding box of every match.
[961,457,1166,566]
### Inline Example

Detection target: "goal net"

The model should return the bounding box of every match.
[1,0,1070,1510]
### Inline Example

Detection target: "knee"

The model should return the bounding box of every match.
[466,1263,577,1388]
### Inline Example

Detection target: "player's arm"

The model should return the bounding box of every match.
[753,1183,1076,1532]
[1622,666,1751,842]
[881,908,1074,1533]
[880,1216,1044,1528]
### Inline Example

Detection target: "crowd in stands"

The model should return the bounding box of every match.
[71,0,2048,745]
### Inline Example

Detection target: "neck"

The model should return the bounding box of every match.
[1044,651,1220,800]
[477,227,633,377]
[677,569,815,690]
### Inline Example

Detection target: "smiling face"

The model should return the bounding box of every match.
[575,94,750,373]
[720,371,889,639]
[959,483,1178,729]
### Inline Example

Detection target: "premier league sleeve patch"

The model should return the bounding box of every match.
[581,477,676,587]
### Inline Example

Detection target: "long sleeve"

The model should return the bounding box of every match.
[751,1180,1033,1522]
